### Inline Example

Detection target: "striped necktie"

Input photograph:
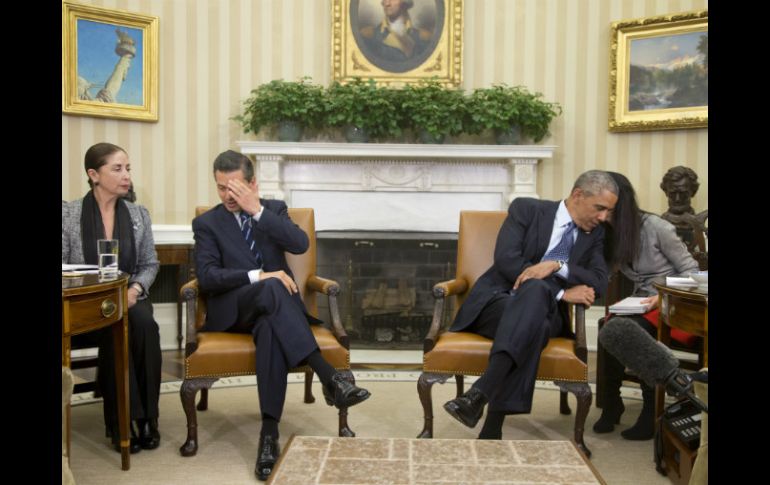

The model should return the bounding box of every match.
[239,212,263,268]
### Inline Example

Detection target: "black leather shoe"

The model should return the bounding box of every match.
[255,435,280,481]
[110,423,142,454]
[137,418,161,450]
[592,400,625,433]
[322,373,371,409]
[443,387,488,428]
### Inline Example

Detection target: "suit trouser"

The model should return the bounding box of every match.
[466,279,563,414]
[230,278,319,421]
[597,314,657,405]
[72,298,162,429]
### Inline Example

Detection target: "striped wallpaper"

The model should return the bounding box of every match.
[62,0,708,225]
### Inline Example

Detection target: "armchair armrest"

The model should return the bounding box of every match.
[572,304,587,363]
[180,279,200,357]
[423,278,468,353]
[433,278,469,298]
[307,275,340,296]
[307,275,349,350]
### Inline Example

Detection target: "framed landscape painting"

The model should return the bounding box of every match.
[609,10,707,132]
[332,0,463,87]
[62,1,159,122]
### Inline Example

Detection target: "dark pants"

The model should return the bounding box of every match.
[597,314,657,404]
[467,279,563,414]
[228,278,319,421]
[73,298,162,430]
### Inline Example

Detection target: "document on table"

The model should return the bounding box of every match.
[62,263,99,275]
[608,296,653,315]
[666,276,697,287]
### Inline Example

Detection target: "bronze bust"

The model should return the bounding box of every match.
[660,166,707,269]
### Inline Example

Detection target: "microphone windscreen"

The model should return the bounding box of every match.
[598,317,680,388]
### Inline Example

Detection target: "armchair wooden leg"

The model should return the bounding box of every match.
[455,375,464,398]
[179,377,218,457]
[559,390,571,415]
[336,370,355,437]
[556,381,593,459]
[304,370,316,404]
[197,388,209,411]
[417,372,450,439]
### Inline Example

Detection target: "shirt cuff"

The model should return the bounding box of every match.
[252,206,265,222]
[555,289,565,301]
[247,269,262,284]
[555,263,569,280]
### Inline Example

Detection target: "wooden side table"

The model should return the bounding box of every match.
[653,280,707,485]
[62,273,131,470]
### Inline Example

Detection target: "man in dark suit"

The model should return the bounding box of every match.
[192,150,371,481]
[443,170,618,439]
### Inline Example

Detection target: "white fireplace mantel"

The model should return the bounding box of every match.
[236,141,555,233]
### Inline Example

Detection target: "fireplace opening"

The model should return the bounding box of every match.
[316,232,458,349]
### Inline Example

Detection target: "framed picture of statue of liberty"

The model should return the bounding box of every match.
[608,10,707,132]
[62,2,158,122]
[332,0,463,87]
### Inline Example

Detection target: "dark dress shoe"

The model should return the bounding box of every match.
[137,418,161,450]
[322,373,371,409]
[443,387,488,428]
[110,423,142,454]
[592,400,625,433]
[255,434,280,481]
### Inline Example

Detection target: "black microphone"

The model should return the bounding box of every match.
[598,317,708,413]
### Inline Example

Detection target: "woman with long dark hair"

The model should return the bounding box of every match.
[595,171,699,440]
[62,143,162,453]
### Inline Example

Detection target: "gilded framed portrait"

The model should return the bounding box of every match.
[332,0,463,87]
[608,10,707,132]
[62,1,159,122]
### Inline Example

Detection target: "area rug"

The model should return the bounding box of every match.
[268,435,605,484]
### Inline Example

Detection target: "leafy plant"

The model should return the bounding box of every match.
[234,77,326,135]
[466,84,562,142]
[325,78,402,140]
[400,78,466,141]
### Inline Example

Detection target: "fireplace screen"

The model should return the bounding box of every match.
[316,233,457,349]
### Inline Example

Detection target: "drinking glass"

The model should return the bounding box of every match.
[97,239,119,279]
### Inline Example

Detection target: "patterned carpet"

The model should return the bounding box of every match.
[269,435,605,485]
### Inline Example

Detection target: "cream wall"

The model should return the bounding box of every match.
[62,0,708,224]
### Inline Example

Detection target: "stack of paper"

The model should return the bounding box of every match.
[608,296,652,315]
[666,276,697,287]
[62,263,99,275]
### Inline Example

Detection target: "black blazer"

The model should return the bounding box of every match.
[192,199,314,331]
[450,198,608,336]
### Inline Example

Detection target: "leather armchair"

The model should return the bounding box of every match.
[178,207,356,457]
[416,210,593,457]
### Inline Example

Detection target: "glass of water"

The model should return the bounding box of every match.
[97,239,119,279]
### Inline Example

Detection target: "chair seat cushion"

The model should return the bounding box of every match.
[423,331,587,382]
[185,325,349,379]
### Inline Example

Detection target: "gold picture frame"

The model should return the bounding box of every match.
[62,1,159,122]
[608,10,707,132]
[332,0,463,87]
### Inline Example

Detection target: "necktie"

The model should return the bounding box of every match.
[542,221,576,261]
[239,212,263,268]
